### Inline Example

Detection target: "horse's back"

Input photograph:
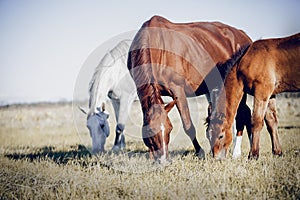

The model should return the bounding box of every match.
[143,15,248,39]
[134,15,251,59]
[128,15,251,93]
[238,33,300,94]
[239,33,300,72]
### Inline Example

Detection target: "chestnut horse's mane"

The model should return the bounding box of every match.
[128,47,164,120]
[216,44,251,86]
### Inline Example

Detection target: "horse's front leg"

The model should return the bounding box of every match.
[110,95,132,151]
[115,96,136,151]
[173,87,205,159]
[233,93,251,158]
[110,98,123,151]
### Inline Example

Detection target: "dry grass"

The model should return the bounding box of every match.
[0,96,300,199]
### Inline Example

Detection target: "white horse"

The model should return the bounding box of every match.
[82,39,245,156]
[82,39,137,153]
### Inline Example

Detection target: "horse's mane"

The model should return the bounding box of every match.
[217,44,251,82]
[128,46,164,122]
[89,39,131,109]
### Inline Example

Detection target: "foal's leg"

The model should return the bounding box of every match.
[264,95,282,156]
[233,94,251,158]
[249,89,272,159]
[173,87,205,158]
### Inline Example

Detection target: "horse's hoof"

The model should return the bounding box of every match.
[273,150,283,157]
[248,153,259,160]
[112,145,121,152]
[112,135,126,152]
[232,152,241,159]
[92,149,106,156]
[232,147,242,159]
[195,149,205,159]
[154,158,172,167]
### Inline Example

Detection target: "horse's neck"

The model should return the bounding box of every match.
[89,41,130,115]
[113,56,129,79]
[219,70,243,130]
[90,57,128,114]
[89,75,111,114]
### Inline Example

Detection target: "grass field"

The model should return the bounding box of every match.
[0,96,299,199]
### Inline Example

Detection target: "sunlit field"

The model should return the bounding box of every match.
[0,95,299,199]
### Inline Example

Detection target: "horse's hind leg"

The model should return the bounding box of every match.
[173,87,205,158]
[111,98,122,151]
[264,95,282,156]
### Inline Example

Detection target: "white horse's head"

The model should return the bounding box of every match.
[87,110,110,154]
[80,105,110,154]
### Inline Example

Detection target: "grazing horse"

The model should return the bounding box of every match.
[82,38,227,155]
[208,33,300,159]
[83,39,138,153]
[128,15,253,162]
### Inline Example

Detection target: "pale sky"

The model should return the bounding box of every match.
[0,0,299,104]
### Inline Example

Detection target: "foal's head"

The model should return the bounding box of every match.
[206,112,232,159]
[142,100,176,163]
[205,88,232,159]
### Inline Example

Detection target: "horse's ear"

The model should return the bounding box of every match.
[96,103,106,113]
[164,99,176,113]
[78,106,87,115]
[102,102,105,112]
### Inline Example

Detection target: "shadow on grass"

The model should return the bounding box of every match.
[5,144,92,165]
[278,125,300,129]
[110,141,197,159]
[4,142,203,170]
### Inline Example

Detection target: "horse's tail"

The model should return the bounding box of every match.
[218,44,251,80]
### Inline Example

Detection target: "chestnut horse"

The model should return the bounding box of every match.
[128,15,253,162]
[208,32,300,159]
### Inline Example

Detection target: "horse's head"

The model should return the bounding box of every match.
[206,112,231,159]
[86,108,110,154]
[142,100,176,163]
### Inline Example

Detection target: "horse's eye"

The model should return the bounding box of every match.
[100,124,105,129]
[218,134,224,139]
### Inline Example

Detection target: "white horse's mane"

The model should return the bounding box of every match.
[88,39,131,112]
